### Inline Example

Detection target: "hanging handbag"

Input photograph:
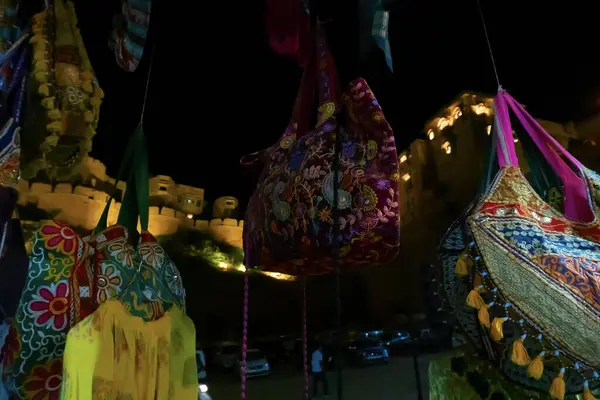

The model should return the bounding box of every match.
[464,90,600,399]
[21,0,103,181]
[243,27,400,276]
[1,129,185,399]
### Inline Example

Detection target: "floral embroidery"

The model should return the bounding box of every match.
[40,221,77,255]
[244,76,400,276]
[22,358,62,400]
[96,262,122,303]
[138,241,165,269]
[107,240,134,268]
[27,281,69,331]
[91,376,113,400]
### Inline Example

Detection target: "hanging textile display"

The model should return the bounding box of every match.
[2,128,186,399]
[243,27,400,276]
[265,0,310,63]
[20,0,104,181]
[359,0,393,72]
[109,0,151,72]
[462,89,600,400]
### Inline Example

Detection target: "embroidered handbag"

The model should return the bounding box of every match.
[465,90,600,399]
[21,0,103,181]
[243,28,400,276]
[1,129,185,399]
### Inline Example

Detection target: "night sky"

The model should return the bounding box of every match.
[74,0,600,208]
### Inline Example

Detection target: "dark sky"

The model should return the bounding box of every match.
[75,0,600,208]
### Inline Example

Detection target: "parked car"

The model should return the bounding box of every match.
[257,335,297,366]
[238,349,270,378]
[211,341,239,371]
[345,339,389,366]
[381,331,412,354]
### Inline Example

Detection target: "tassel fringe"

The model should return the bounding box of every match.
[549,368,566,400]
[527,351,545,380]
[490,317,507,342]
[511,335,530,366]
[478,304,491,328]
[466,290,485,310]
[584,380,595,400]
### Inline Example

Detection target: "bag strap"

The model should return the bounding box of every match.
[493,90,594,222]
[313,25,342,126]
[117,125,149,233]
[94,128,143,233]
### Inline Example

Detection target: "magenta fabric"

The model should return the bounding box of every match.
[493,90,594,222]
[243,29,400,276]
[265,0,310,64]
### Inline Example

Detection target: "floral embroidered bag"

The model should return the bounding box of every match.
[244,27,400,276]
[466,90,600,399]
[1,129,185,399]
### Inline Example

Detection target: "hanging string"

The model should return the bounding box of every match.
[240,267,250,400]
[302,277,309,400]
[138,42,157,127]
[476,0,501,89]
[332,91,343,400]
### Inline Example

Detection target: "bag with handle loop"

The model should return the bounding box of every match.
[243,26,400,276]
[463,90,600,399]
[1,128,185,399]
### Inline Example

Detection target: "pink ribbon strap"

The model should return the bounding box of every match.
[492,90,595,222]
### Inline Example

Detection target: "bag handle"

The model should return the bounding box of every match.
[493,90,594,222]
[117,126,149,232]
[95,127,145,233]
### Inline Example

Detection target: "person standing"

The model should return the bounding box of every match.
[311,344,329,398]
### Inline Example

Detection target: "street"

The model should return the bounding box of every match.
[208,356,433,400]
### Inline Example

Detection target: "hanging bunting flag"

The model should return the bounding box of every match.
[359,0,393,72]
[109,0,152,72]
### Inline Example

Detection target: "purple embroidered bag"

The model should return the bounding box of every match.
[243,28,400,276]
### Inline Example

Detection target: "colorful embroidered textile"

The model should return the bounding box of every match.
[0,321,8,400]
[2,130,185,399]
[243,28,400,276]
[109,0,151,72]
[359,0,393,72]
[60,300,197,399]
[467,90,600,398]
[21,0,104,181]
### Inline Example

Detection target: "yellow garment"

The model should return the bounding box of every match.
[60,299,198,400]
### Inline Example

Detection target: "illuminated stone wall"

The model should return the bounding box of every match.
[17,158,244,248]
[397,91,599,268]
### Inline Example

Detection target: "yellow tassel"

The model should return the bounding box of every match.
[46,121,63,134]
[40,135,59,151]
[549,368,566,400]
[80,71,94,81]
[490,317,507,342]
[47,109,62,121]
[478,304,491,328]
[466,290,485,310]
[34,72,47,83]
[81,81,93,93]
[93,87,105,99]
[34,51,45,62]
[90,96,102,108]
[41,97,55,110]
[473,273,484,289]
[33,26,44,34]
[84,111,95,124]
[38,84,50,97]
[583,380,595,400]
[455,257,470,277]
[30,34,44,44]
[33,12,46,22]
[527,351,545,380]
[511,335,530,366]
